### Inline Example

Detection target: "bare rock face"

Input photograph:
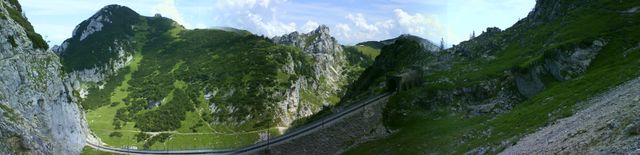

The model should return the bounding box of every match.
[0,1,88,154]
[273,25,346,83]
[272,25,350,126]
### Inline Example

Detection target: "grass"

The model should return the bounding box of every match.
[347,112,488,154]
[355,45,381,59]
[86,52,143,147]
[0,103,19,122]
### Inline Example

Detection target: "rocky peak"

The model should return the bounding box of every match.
[271,25,350,126]
[70,4,138,42]
[311,25,330,36]
[272,25,339,54]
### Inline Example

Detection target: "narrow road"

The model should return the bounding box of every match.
[86,92,392,154]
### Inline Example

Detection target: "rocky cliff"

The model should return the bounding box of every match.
[272,25,353,126]
[0,1,87,154]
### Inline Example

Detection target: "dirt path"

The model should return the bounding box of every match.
[500,77,640,154]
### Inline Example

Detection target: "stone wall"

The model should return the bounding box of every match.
[249,96,390,155]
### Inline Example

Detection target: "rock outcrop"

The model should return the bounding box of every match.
[272,25,351,126]
[514,39,606,98]
[0,1,87,154]
[273,25,346,86]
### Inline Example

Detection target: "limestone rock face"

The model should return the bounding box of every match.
[0,1,88,154]
[273,25,346,83]
[272,25,350,126]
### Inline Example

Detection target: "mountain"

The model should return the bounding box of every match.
[0,1,86,154]
[356,34,440,52]
[53,5,143,84]
[53,4,373,149]
[346,0,640,154]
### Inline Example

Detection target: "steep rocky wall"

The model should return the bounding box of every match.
[251,95,390,155]
[272,25,350,126]
[0,1,87,154]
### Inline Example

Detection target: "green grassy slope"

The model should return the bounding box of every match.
[347,0,640,154]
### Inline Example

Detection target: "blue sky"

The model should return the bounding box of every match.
[20,0,535,46]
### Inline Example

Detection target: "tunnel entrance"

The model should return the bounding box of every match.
[386,66,423,93]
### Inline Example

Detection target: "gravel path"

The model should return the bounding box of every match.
[500,77,640,154]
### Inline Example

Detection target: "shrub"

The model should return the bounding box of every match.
[113,119,122,129]
[109,132,123,137]
[7,36,17,48]
[8,0,22,12]
[135,132,150,142]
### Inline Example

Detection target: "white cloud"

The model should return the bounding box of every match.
[246,13,296,36]
[346,13,380,33]
[153,0,191,28]
[215,0,287,9]
[300,20,320,33]
[394,9,445,42]
[334,13,399,43]
[212,0,298,37]
[334,23,352,38]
